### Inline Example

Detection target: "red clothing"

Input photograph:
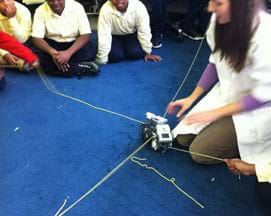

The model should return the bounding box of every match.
[0,32,37,64]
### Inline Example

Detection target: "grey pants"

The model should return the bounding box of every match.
[176,116,239,164]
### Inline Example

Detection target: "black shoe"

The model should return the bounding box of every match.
[77,61,100,78]
[170,21,184,38]
[152,36,162,49]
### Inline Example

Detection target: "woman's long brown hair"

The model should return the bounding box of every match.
[213,0,263,72]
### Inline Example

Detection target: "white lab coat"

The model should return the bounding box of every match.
[172,12,271,164]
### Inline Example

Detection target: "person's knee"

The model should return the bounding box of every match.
[125,49,145,60]
[189,143,221,165]
[109,52,125,63]
[176,134,195,147]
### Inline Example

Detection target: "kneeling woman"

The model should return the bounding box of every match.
[168,0,271,165]
[167,0,271,205]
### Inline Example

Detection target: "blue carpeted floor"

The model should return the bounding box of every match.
[0,35,270,216]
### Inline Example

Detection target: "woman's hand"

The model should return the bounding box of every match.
[224,158,256,176]
[144,54,161,62]
[184,101,245,125]
[167,96,195,119]
[184,109,222,125]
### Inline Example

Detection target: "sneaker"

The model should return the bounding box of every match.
[77,61,100,78]
[170,21,184,38]
[152,36,162,49]
[182,25,204,41]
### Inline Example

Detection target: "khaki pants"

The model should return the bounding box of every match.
[0,56,25,70]
[176,116,239,164]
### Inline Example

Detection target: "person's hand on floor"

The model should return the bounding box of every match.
[144,54,161,62]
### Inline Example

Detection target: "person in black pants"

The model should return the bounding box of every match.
[32,0,99,77]
[181,0,210,40]
[149,0,166,48]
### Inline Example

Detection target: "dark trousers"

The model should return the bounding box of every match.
[109,33,145,63]
[256,181,271,206]
[24,38,33,49]
[185,0,210,34]
[149,0,166,38]
[35,39,96,77]
[0,71,5,90]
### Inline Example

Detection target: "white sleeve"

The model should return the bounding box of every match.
[135,2,152,54]
[76,3,91,35]
[249,20,271,102]
[7,4,32,43]
[31,7,46,38]
[256,162,271,183]
[0,48,9,58]
[96,7,112,64]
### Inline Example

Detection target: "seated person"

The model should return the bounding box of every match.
[96,0,161,64]
[225,159,271,206]
[0,31,40,89]
[32,0,99,77]
[0,0,32,69]
[0,0,32,43]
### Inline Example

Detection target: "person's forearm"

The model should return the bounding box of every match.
[0,32,37,63]
[213,101,244,118]
[32,38,55,55]
[215,95,269,118]
[190,86,205,101]
[66,34,90,56]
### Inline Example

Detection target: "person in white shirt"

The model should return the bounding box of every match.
[96,0,161,64]
[225,159,271,205]
[0,0,32,69]
[32,0,99,77]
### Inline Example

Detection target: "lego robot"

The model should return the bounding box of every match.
[142,112,173,153]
